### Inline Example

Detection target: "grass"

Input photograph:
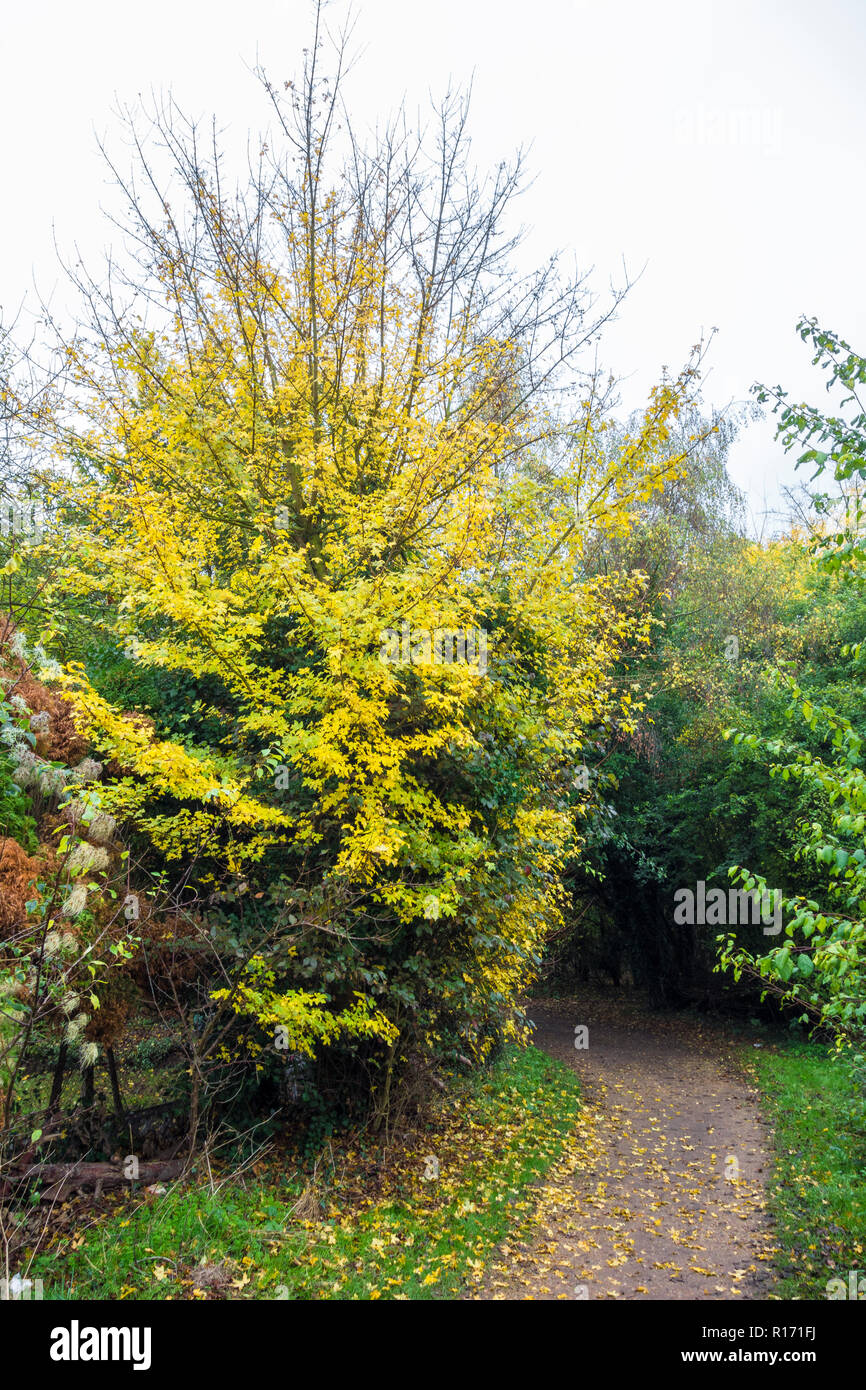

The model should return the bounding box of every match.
[747,1039,866,1300]
[17,1030,185,1115]
[26,1043,581,1300]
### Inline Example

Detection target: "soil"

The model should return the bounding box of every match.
[472,992,777,1300]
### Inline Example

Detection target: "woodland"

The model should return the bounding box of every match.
[1,11,864,1305]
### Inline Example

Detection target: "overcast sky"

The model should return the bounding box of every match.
[2,0,864,531]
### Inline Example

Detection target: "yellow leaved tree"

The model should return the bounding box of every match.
[8,17,712,1116]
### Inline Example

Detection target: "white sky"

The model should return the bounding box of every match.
[2,0,865,532]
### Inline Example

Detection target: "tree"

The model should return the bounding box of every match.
[717,323,866,1123]
[2,8,710,1113]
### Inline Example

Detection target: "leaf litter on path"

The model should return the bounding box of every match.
[470,993,777,1301]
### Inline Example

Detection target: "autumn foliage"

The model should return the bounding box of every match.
[0,34,711,1137]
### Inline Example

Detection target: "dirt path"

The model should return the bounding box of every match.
[472,993,777,1301]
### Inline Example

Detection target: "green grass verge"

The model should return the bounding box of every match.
[748,1041,866,1300]
[28,1043,581,1301]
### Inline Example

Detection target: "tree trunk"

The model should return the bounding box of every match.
[105,1047,125,1119]
[48,1041,67,1111]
